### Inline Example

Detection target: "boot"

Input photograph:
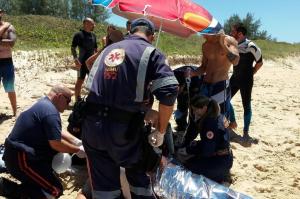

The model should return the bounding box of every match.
[0,177,22,198]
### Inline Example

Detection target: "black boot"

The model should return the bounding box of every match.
[0,177,22,198]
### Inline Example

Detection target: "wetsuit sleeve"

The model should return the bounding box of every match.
[186,118,219,157]
[71,33,80,59]
[249,42,262,63]
[42,114,62,141]
[149,51,178,106]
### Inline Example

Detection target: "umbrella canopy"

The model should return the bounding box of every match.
[91,0,222,37]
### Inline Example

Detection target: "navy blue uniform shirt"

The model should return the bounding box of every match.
[7,97,61,160]
[86,34,178,112]
[72,30,98,62]
[186,116,230,157]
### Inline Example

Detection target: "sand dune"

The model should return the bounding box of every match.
[0,51,299,199]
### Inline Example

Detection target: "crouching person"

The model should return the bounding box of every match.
[177,95,233,183]
[0,84,85,199]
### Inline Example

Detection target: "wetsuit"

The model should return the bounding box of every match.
[230,38,263,133]
[71,29,97,79]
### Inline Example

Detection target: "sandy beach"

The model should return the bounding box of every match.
[0,51,300,199]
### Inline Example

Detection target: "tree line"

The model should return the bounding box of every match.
[224,13,275,41]
[0,0,110,22]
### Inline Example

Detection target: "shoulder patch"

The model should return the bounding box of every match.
[206,131,214,139]
[104,48,125,67]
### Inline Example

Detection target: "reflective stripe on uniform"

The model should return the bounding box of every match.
[93,190,121,199]
[129,184,153,197]
[150,76,179,92]
[134,46,155,102]
[86,50,105,90]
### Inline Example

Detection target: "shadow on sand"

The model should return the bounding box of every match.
[229,129,259,147]
[0,113,13,125]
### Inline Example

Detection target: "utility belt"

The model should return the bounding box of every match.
[85,103,145,124]
[212,148,232,157]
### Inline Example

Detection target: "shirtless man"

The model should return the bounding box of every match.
[0,9,17,116]
[190,32,239,120]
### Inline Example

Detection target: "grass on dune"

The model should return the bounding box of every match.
[5,15,300,59]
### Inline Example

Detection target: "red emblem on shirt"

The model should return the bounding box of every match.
[206,131,214,139]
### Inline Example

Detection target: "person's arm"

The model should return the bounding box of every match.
[43,115,82,154]
[0,22,10,37]
[191,45,207,77]
[186,119,218,157]
[0,25,16,47]
[250,44,263,75]
[71,33,82,68]
[101,36,106,48]
[220,34,240,66]
[61,131,82,146]
[148,52,179,147]
[158,103,174,134]
[49,139,80,154]
[253,61,263,74]
[85,50,101,70]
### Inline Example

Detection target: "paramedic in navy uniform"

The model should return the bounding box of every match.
[82,18,178,199]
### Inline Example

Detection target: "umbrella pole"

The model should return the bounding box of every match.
[155,20,163,48]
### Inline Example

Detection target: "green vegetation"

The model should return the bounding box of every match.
[256,40,300,59]
[5,15,300,58]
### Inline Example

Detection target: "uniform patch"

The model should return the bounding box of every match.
[104,48,125,68]
[104,48,125,80]
[206,131,214,139]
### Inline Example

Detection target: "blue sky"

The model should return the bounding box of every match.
[107,0,300,43]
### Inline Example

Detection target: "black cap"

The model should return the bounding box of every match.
[0,9,5,13]
[130,18,155,34]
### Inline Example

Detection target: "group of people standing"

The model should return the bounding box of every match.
[0,14,262,199]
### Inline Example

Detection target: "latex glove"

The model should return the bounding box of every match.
[76,145,86,158]
[148,129,164,147]
[72,138,82,146]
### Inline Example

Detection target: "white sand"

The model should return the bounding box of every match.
[0,51,300,199]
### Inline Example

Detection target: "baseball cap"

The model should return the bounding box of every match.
[0,9,5,13]
[130,18,155,34]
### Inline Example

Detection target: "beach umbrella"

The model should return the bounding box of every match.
[90,0,222,38]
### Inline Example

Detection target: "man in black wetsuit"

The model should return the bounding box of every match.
[229,23,263,140]
[71,18,97,101]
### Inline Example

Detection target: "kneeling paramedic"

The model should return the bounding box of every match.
[82,18,178,199]
[177,95,233,183]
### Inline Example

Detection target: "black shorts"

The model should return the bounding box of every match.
[78,62,89,80]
